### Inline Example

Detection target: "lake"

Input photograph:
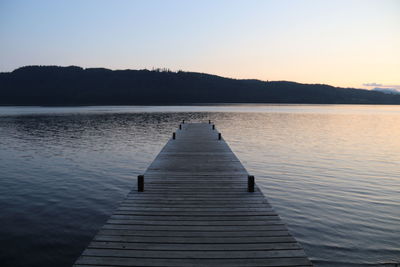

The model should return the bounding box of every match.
[0,105,399,267]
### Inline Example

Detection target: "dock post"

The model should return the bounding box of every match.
[173,132,176,139]
[182,120,185,124]
[138,175,144,192]
[208,120,211,124]
[212,124,215,130]
[179,124,182,130]
[218,133,221,140]
[248,175,255,192]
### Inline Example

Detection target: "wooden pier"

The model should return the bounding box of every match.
[74,122,312,267]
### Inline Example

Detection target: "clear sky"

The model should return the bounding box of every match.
[0,0,399,89]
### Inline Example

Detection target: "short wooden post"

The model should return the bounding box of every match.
[208,120,211,124]
[173,132,176,139]
[138,175,144,192]
[218,133,221,140]
[248,175,255,192]
[182,120,185,124]
[212,124,215,130]
[179,124,182,130]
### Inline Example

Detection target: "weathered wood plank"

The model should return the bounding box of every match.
[88,241,302,250]
[113,211,278,216]
[122,198,270,203]
[75,256,312,267]
[119,203,273,208]
[106,219,283,226]
[116,207,275,212]
[117,206,274,211]
[101,224,287,231]
[97,229,291,237]
[82,248,307,258]
[110,214,281,221]
[93,235,298,243]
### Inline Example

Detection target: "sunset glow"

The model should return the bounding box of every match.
[0,0,399,89]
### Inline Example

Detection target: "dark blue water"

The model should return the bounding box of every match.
[0,105,399,267]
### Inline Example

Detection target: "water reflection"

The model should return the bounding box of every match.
[0,106,399,267]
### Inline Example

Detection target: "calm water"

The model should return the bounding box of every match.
[0,105,399,267]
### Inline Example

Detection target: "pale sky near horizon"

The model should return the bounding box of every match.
[0,0,399,89]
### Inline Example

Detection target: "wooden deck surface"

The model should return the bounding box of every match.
[74,123,312,267]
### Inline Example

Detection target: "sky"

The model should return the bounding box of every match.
[0,0,399,89]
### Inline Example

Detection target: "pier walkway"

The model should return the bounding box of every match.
[74,122,312,267]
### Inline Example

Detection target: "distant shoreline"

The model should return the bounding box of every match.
[1,103,400,108]
[1,66,400,105]
[1,103,399,107]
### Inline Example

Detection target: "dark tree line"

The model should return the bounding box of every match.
[1,65,399,105]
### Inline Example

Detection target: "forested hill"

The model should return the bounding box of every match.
[1,65,399,105]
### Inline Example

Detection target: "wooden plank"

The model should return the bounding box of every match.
[120,205,271,209]
[73,123,312,267]
[75,256,312,266]
[97,229,291,237]
[101,224,287,231]
[82,248,307,258]
[116,207,275,212]
[114,214,277,217]
[93,235,298,243]
[106,219,283,226]
[113,212,278,217]
[122,198,270,203]
[120,202,272,207]
[88,241,302,250]
[127,191,264,196]
[75,265,312,267]
[110,214,281,221]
